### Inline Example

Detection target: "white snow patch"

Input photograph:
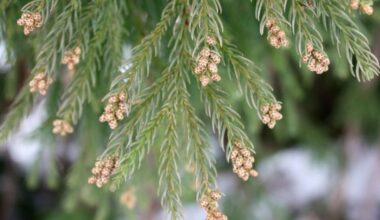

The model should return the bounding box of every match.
[6,101,47,168]
[0,41,11,72]
[258,148,335,209]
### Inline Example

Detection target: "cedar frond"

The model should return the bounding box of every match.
[222,41,277,113]
[318,0,380,81]
[289,0,325,56]
[109,0,180,99]
[255,0,290,34]
[57,1,124,124]
[202,84,255,158]
[158,103,182,220]
[33,2,78,77]
[179,76,217,197]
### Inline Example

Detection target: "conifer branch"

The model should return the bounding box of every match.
[112,101,166,186]
[189,0,223,52]
[3,1,380,219]
[104,68,173,157]
[33,2,78,77]
[255,0,289,35]
[173,3,217,197]
[109,0,180,100]
[190,0,257,162]
[202,84,255,158]
[171,34,218,195]
[107,0,184,187]
[155,52,188,218]
[178,76,217,197]
[109,62,179,187]
[289,0,325,56]
[0,0,71,143]
[110,4,217,214]
[318,0,380,81]
[222,41,277,113]
[57,1,124,125]
[110,62,184,217]
[158,104,182,220]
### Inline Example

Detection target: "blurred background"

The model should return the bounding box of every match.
[1,1,380,220]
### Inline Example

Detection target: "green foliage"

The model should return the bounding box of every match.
[1,0,380,219]
[109,0,178,100]
[318,0,380,81]
[289,0,325,55]
[57,0,124,124]
[222,41,277,112]
[255,0,289,34]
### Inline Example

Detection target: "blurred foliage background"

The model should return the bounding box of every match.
[1,0,380,220]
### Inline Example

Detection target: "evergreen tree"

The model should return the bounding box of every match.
[0,0,379,219]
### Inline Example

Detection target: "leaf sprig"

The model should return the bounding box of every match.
[318,0,380,81]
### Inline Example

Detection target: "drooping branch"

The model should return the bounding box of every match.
[318,0,380,81]
[57,0,124,125]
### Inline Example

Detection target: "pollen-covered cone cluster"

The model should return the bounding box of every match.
[62,47,81,70]
[88,156,118,188]
[302,43,330,74]
[29,72,53,96]
[260,102,283,129]
[120,187,137,209]
[351,0,374,15]
[200,190,228,220]
[99,92,129,129]
[194,36,222,86]
[16,12,43,35]
[266,19,288,49]
[52,119,73,136]
[230,141,258,181]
